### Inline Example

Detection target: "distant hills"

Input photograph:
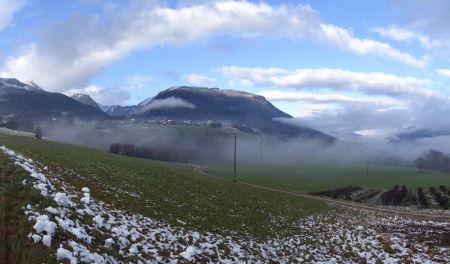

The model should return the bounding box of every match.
[125,86,334,141]
[134,86,290,119]
[0,78,333,141]
[71,93,102,110]
[0,78,105,121]
[101,105,136,117]
[391,128,450,143]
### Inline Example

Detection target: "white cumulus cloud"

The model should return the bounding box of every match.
[373,27,434,49]
[436,69,450,78]
[257,90,401,107]
[278,105,411,140]
[125,75,153,89]
[319,24,427,68]
[0,0,24,31]
[184,74,217,85]
[142,97,196,112]
[219,66,432,97]
[0,1,426,93]
[68,85,130,106]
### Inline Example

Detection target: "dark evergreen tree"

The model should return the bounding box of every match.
[35,126,43,140]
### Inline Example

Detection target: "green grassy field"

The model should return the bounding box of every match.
[209,164,450,193]
[0,133,327,239]
[0,151,57,263]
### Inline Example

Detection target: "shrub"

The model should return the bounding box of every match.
[392,185,408,205]
[34,126,43,140]
[381,185,402,205]
[109,143,121,154]
[417,187,428,208]
[407,190,416,206]
[354,189,379,203]
[430,186,449,209]
[312,186,362,199]
[415,149,450,173]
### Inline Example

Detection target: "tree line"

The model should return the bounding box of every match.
[109,143,197,163]
[415,149,450,173]
[0,117,43,139]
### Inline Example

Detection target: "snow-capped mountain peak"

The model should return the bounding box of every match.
[0,78,44,91]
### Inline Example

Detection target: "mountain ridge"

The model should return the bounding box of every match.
[71,93,102,111]
[129,86,334,141]
[0,79,333,141]
[101,105,137,117]
[0,78,44,92]
[0,78,106,121]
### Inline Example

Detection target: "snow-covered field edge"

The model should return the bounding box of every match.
[1,145,449,263]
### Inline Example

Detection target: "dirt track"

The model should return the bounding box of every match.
[194,165,450,223]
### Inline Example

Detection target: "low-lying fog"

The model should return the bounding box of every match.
[40,120,450,167]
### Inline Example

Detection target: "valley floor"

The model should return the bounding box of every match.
[1,145,449,263]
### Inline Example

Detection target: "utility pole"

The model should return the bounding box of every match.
[233,133,237,182]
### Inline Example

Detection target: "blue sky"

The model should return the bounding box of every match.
[1,0,450,139]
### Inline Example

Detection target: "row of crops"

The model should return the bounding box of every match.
[313,185,450,210]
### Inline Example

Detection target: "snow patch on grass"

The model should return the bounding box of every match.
[54,192,72,207]
[57,247,76,264]
[2,145,449,263]
[180,246,200,261]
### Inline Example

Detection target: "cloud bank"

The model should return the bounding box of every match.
[142,97,196,112]
[373,27,434,49]
[69,85,130,106]
[0,1,425,93]
[0,0,24,31]
[184,74,217,85]
[220,66,432,97]
[436,69,450,78]
[258,91,401,107]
